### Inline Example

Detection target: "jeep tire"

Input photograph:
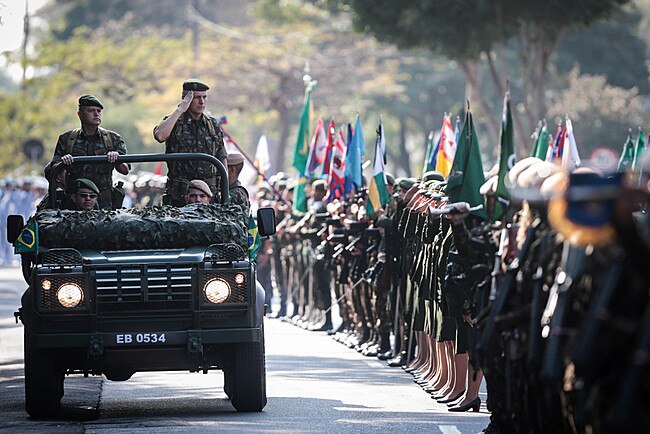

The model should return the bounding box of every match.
[230,322,267,412]
[24,339,64,418]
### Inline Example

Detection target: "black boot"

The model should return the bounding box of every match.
[376,331,393,360]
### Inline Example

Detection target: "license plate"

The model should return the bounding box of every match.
[114,332,168,345]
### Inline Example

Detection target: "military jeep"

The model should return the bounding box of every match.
[7,153,275,418]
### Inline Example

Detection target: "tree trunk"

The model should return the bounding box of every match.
[459,60,500,157]
[276,103,291,173]
[395,117,411,177]
[487,48,533,157]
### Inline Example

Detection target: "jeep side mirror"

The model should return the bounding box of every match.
[257,207,276,237]
[7,215,25,244]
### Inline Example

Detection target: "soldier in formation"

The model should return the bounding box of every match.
[258,154,650,434]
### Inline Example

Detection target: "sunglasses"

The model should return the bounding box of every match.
[78,193,98,199]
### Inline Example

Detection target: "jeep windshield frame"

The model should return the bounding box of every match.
[48,152,229,208]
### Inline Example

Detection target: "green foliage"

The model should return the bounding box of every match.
[0,0,647,179]
[546,68,650,157]
[46,0,250,40]
[555,9,649,93]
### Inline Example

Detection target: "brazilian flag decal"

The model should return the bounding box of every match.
[247,215,260,261]
[14,220,38,254]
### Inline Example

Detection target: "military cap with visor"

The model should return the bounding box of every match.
[183,79,210,91]
[74,178,100,194]
[78,95,103,110]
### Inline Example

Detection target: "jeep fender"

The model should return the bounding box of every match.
[255,280,266,327]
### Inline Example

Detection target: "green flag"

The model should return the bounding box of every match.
[366,121,391,216]
[446,108,487,220]
[530,122,541,159]
[617,133,635,172]
[533,122,550,160]
[292,81,316,212]
[14,220,38,254]
[493,93,515,222]
[632,129,645,173]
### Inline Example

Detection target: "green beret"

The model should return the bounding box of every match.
[78,94,103,109]
[182,79,209,91]
[385,173,395,185]
[74,178,99,194]
[398,178,417,190]
[422,170,445,182]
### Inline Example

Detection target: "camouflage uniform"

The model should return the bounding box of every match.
[164,112,227,206]
[53,128,126,209]
[229,180,250,216]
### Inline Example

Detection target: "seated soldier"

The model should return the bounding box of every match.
[36,161,68,211]
[226,152,250,215]
[70,178,100,211]
[185,179,213,205]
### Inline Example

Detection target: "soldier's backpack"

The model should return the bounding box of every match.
[67,127,114,154]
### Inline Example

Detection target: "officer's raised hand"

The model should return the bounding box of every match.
[178,90,194,113]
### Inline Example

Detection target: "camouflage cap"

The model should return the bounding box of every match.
[74,178,99,194]
[183,79,209,91]
[187,179,213,197]
[78,94,103,109]
[398,177,417,190]
[422,170,445,182]
[226,152,245,165]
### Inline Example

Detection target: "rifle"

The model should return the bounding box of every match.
[526,230,554,368]
[570,254,623,372]
[608,301,650,429]
[540,243,587,384]
[480,225,536,347]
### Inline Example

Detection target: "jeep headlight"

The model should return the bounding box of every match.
[56,283,84,308]
[203,278,231,304]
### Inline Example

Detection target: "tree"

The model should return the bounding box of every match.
[340,0,629,151]
[554,8,649,94]
[546,68,650,158]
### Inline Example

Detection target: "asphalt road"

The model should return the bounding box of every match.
[0,266,489,433]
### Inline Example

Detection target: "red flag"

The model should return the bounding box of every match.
[327,127,347,201]
[323,119,335,176]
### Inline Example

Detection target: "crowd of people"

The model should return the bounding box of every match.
[255,153,650,433]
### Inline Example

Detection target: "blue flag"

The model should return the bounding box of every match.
[344,115,364,192]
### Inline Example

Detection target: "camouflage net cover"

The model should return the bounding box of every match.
[34,204,247,250]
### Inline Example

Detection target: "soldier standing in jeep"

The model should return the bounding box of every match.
[153,79,229,206]
[52,95,130,209]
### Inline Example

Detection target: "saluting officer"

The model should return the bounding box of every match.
[153,79,228,206]
[52,95,129,209]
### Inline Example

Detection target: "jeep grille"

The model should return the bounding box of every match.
[95,263,193,312]
[41,249,83,266]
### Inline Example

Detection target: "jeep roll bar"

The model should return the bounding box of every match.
[49,153,229,208]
